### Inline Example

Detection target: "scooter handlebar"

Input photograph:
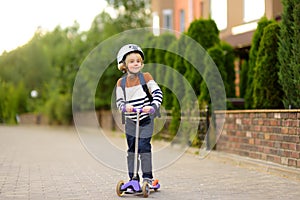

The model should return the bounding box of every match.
[122,106,155,114]
[121,106,142,113]
[133,107,155,114]
[132,108,143,113]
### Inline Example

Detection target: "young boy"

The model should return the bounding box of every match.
[115,44,163,185]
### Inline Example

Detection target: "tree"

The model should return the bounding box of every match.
[185,18,235,103]
[143,33,158,76]
[199,45,227,106]
[163,40,178,110]
[87,12,115,46]
[221,42,236,98]
[169,35,188,136]
[153,33,177,110]
[278,0,300,108]
[185,18,220,97]
[253,22,284,108]
[154,32,177,76]
[187,19,220,50]
[244,17,273,108]
[0,81,27,124]
[183,39,204,97]
[105,0,151,30]
[239,60,249,98]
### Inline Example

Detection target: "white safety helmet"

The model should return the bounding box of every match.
[117,44,144,71]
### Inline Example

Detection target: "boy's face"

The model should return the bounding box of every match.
[125,53,143,74]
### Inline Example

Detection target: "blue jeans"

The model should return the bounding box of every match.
[125,116,154,180]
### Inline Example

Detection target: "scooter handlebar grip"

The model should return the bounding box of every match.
[149,107,155,114]
[121,106,127,113]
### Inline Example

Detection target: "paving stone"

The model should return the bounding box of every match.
[0,125,299,199]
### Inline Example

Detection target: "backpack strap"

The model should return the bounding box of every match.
[121,75,127,124]
[138,72,153,102]
[138,72,161,118]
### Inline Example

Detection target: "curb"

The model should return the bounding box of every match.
[83,128,300,182]
[204,150,300,182]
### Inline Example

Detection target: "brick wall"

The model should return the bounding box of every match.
[215,110,300,168]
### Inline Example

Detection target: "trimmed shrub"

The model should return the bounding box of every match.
[253,22,284,108]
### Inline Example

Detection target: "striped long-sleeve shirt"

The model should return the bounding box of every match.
[116,72,163,122]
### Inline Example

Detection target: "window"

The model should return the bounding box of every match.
[210,0,227,30]
[163,9,173,30]
[152,12,160,36]
[180,9,185,32]
[244,0,265,22]
[200,1,204,18]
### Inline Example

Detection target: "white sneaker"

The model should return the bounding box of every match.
[125,188,134,194]
[143,178,154,189]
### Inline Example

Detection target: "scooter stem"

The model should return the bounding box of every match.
[133,111,140,179]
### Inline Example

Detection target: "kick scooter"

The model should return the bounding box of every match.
[116,108,160,198]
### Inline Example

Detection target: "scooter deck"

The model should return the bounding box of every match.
[121,180,141,193]
[121,180,161,193]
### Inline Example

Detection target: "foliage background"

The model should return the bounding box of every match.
[0,0,298,125]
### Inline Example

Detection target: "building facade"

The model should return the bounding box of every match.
[151,0,282,48]
[151,0,282,97]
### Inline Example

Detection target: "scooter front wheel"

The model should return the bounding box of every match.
[116,180,125,197]
[142,182,150,198]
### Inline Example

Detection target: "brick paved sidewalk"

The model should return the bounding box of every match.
[0,125,299,200]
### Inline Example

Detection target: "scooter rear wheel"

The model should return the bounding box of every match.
[116,180,125,197]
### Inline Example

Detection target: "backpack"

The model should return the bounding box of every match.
[120,72,160,124]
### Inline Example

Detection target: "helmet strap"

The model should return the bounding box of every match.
[127,68,139,76]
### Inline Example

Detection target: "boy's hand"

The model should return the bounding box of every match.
[125,105,134,112]
[142,106,155,114]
